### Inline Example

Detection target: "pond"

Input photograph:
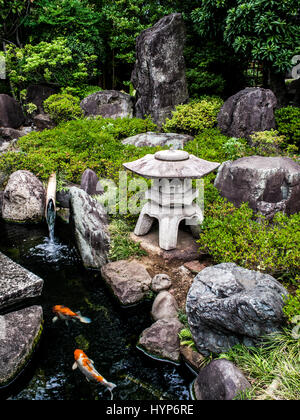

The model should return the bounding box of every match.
[0,220,194,401]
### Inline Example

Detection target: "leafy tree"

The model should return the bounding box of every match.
[0,0,32,47]
[23,0,105,86]
[191,0,300,103]
[5,37,98,101]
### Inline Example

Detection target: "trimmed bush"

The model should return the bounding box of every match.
[162,97,224,135]
[197,193,300,283]
[43,93,83,124]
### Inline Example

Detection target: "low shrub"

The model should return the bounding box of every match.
[283,285,300,324]
[184,128,247,162]
[60,85,102,100]
[249,130,288,156]
[0,117,159,184]
[162,97,224,135]
[197,193,300,282]
[275,106,300,148]
[43,94,84,124]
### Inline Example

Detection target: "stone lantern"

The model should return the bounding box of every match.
[123,150,220,250]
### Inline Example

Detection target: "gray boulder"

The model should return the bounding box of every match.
[186,263,287,356]
[151,273,172,292]
[122,132,193,150]
[0,94,25,128]
[217,87,277,139]
[0,252,44,310]
[80,169,104,196]
[151,290,178,321]
[131,13,189,127]
[0,305,43,387]
[26,84,58,114]
[101,260,152,306]
[33,113,55,131]
[2,170,46,223]
[80,90,134,119]
[69,187,110,269]
[193,359,251,400]
[214,156,300,218]
[138,318,183,363]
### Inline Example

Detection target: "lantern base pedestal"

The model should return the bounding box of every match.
[134,201,203,251]
[130,228,201,264]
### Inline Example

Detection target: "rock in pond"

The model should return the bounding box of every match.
[80,90,134,119]
[138,318,183,364]
[0,252,44,310]
[151,273,172,293]
[217,87,277,139]
[193,359,251,400]
[151,291,179,321]
[214,156,300,218]
[186,263,287,356]
[0,305,43,387]
[122,132,193,150]
[69,187,110,269]
[1,170,46,224]
[101,260,152,306]
[131,13,189,127]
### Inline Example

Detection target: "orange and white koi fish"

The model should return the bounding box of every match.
[73,350,116,394]
[52,305,91,325]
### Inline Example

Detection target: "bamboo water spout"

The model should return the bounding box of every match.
[45,173,57,241]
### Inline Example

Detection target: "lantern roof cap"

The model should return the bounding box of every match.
[123,150,220,179]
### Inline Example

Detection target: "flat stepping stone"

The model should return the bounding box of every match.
[0,252,44,310]
[0,305,43,387]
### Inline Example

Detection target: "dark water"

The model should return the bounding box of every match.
[0,220,194,400]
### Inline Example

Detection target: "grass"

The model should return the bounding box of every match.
[217,328,300,400]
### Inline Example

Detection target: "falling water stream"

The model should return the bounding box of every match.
[0,219,194,400]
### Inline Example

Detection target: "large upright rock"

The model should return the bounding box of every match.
[217,87,277,139]
[2,170,46,223]
[131,13,189,127]
[0,94,25,128]
[80,90,134,119]
[69,187,110,269]
[214,156,300,218]
[186,263,287,356]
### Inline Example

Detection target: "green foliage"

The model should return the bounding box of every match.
[60,85,102,100]
[275,106,300,148]
[163,97,224,136]
[43,94,83,124]
[283,285,300,324]
[107,219,147,262]
[0,0,32,45]
[4,37,98,100]
[249,130,290,156]
[222,137,247,160]
[24,0,105,61]
[197,196,300,282]
[191,0,300,74]
[184,128,247,162]
[178,328,198,352]
[0,117,158,184]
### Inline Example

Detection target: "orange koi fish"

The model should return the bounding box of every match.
[72,350,116,394]
[52,305,91,325]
